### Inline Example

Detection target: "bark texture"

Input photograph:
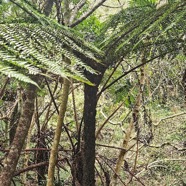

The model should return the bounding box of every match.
[0,83,37,186]
[81,70,105,186]
[43,0,54,16]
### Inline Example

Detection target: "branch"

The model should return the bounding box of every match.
[96,103,123,139]
[9,0,38,19]
[148,142,186,151]
[126,167,145,186]
[96,143,127,151]
[96,143,136,152]
[97,58,123,99]
[0,148,71,153]
[14,158,66,176]
[69,0,86,25]
[98,155,127,186]
[70,0,107,27]
[98,51,173,95]
[154,112,186,126]
[101,2,125,9]
[0,78,9,99]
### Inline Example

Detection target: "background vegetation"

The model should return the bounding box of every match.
[0,0,185,186]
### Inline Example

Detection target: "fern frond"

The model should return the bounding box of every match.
[0,50,40,75]
[0,22,100,85]
[9,0,104,59]
[0,24,68,78]
[0,63,38,87]
[102,1,186,63]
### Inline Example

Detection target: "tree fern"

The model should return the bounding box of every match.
[0,0,185,87]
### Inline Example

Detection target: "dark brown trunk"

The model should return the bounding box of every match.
[36,136,48,184]
[182,69,186,106]
[43,0,54,16]
[81,71,104,186]
[0,83,37,186]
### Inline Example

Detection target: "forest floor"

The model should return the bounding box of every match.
[96,104,186,186]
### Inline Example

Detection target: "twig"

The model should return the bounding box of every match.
[96,156,111,186]
[100,50,175,94]
[98,58,123,98]
[96,143,135,152]
[95,159,105,186]
[70,0,107,27]
[96,102,123,139]
[98,155,127,186]
[69,0,86,24]
[0,148,71,153]
[101,2,125,9]
[126,168,146,186]
[0,77,9,99]
[45,78,75,153]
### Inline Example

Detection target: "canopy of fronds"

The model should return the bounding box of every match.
[0,0,185,86]
[0,0,105,86]
[100,1,186,64]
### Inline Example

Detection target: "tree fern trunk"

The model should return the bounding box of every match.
[82,84,97,186]
[43,0,54,16]
[0,82,37,186]
[81,71,104,186]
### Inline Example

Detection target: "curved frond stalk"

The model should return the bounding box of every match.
[115,3,180,51]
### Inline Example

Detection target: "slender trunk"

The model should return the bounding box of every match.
[112,66,146,185]
[47,2,71,185]
[0,83,37,186]
[112,120,134,186]
[47,78,70,186]
[9,89,22,144]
